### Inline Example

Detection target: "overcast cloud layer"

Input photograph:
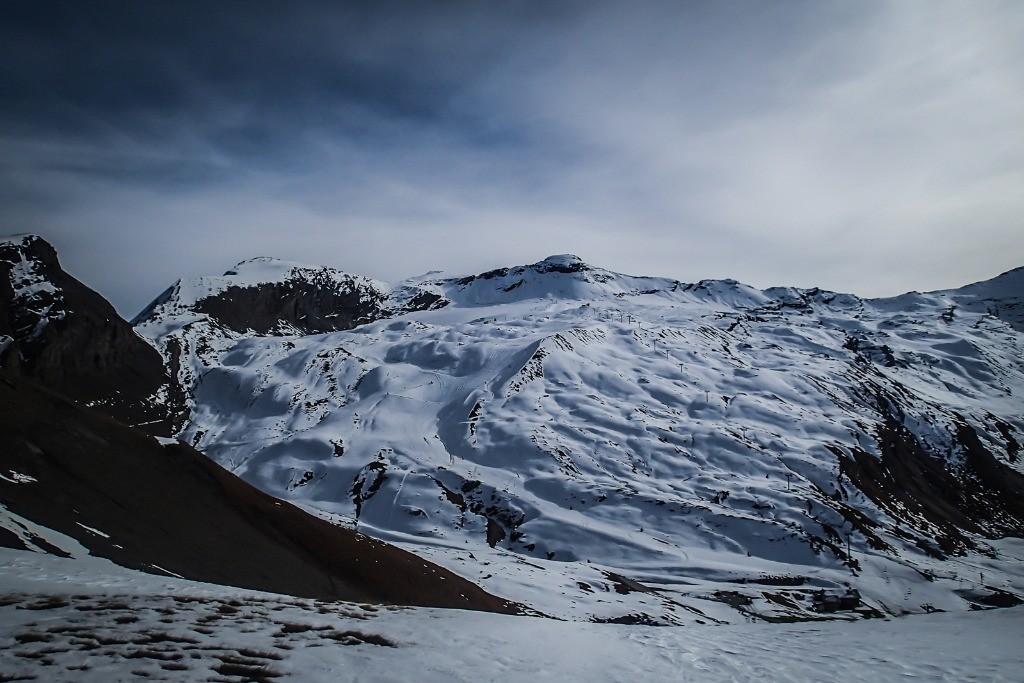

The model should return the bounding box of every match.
[2,0,1022,316]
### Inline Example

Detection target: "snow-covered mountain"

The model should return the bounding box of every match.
[129,247,1024,623]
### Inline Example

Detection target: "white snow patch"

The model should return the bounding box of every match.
[74,522,110,539]
[0,470,36,484]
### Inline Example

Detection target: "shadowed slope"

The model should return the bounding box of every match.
[0,235,178,434]
[0,374,519,614]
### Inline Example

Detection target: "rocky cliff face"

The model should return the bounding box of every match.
[0,235,179,435]
[134,256,448,337]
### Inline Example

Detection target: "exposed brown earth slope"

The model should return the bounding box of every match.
[0,373,519,614]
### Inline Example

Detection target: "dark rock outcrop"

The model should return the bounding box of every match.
[0,235,178,435]
[135,263,449,337]
[836,393,1024,557]
[193,279,386,336]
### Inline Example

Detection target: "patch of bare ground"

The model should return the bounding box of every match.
[125,648,185,661]
[75,599,132,612]
[234,648,284,661]
[274,622,326,636]
[211,660,284,680]
[319,630,396,647]
[131,630,200,646]
[18,597,68,611]
[13,652,54,665]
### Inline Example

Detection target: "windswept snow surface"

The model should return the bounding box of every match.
[136,256,1024,622]
[1,546,1022,682]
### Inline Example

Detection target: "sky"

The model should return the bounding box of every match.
[2,0,1023,317]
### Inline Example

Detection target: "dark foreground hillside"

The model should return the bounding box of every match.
[0,373,519,615]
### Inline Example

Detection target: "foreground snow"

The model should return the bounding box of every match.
[1,548,1022,682]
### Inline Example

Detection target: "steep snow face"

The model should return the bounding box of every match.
[134,257,449,425]
[935,265,1024,332]
[137,257,1024,622]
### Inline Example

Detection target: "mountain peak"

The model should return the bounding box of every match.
[223,256,288,276]
[540,253,584,265]
[1,233,48,247]
[135,255,443,337]
[221,256,340,279]
[1,233,59,265]
[531,254,589,274]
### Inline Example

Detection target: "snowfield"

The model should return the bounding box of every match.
[1,547,1022,682]
[134,254,1024,622]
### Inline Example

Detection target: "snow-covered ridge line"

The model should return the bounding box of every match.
[135,247,1024,336]
[174,256,390,308]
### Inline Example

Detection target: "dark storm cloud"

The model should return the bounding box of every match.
[1,1,548,180]
[2,1,1022,315]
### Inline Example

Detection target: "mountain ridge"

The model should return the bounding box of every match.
[124,238,1024,622]
[132,245,1024,332]
[4,233,1023,623]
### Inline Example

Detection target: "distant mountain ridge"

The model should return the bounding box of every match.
[932,265,1024,332]
[133,256,446,337]
[133,248,1024,336]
